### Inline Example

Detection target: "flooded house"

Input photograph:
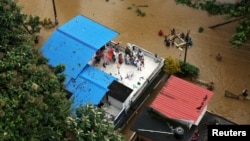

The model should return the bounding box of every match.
[40,14,165,127]
[130,75,236,141]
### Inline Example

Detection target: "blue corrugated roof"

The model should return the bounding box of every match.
[40,30,96,83]
[40,14,119,108]
[59,15,118,50]
[67,64,117,107]
[79,64,116,89]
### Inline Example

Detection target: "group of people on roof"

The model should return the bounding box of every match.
[94,42,145,72]
[125,46,144,71]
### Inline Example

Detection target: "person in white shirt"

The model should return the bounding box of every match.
[125,54,130,64]
[134,58,138,66]
[136,60,141,71]
[138,49,144,60]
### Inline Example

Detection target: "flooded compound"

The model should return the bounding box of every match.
[18,0,250,138]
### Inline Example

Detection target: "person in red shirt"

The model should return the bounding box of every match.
[216,53,222,61]
[158,30,163,36]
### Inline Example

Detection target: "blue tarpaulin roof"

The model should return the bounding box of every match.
[40,14,119,107]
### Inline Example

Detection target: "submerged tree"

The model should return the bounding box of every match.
[0,0,41,46]
[175,0,250,48]
[0,0,124,140]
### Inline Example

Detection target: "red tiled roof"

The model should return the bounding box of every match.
[150,75,214,125]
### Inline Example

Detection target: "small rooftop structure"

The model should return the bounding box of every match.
[150,75,214,128]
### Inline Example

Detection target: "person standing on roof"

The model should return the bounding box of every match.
[136,60,142,71]
[137,49,144,60]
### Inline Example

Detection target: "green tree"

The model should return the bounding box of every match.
[175,61,199,78]
[66,104,124,141]
[175,0,250,48]
[0,0,41,46]
[0,0,124,140]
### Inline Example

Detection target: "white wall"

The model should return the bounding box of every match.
[108,95,123,109]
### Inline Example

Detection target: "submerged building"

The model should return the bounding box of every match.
[130,75,236,141]
[40,14,165,127]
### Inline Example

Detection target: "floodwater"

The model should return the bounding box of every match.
[18,0,250,139]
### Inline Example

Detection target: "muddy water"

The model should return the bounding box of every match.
[18,0,250,137]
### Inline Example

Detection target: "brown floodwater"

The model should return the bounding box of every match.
[18,0,250,139]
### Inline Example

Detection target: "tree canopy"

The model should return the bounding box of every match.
[0,0,124,140]
[163,56,181,75]
[175,0,250,48]
[67,104,124,141]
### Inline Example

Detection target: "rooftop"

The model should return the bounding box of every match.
[92,42,164,119]
[93,42,163,101]
[40,14,165,122]
[150,75,214,127]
